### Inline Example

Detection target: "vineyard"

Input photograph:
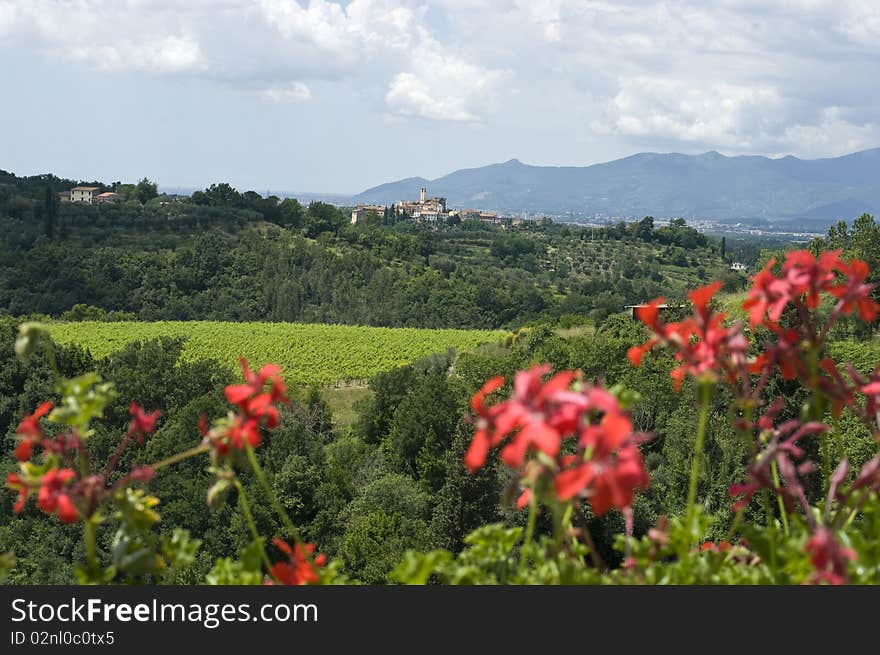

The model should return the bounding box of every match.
[48,321,508,385]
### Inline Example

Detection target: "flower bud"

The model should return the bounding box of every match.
[207,478,232,509]
[15,322,49,360]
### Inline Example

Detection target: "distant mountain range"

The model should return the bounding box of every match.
[350,148,880,225]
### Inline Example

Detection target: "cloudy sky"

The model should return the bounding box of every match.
[1,0,878,192]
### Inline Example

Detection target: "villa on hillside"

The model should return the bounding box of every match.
[67,186,102,203]
[350,204,386,224]
[60,187,120,204]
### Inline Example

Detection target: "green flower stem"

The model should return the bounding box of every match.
[685,382,713,548]
[821,439,831,491]
[762,489,778,578]
[832,415,844,475]
[553,502,573,551]
[76,448,90,482]
[518,491,538,577]
[233,480,273,575]
[770,461,790,537]
[244,443,303,546]
[84,516,98,577]
[806,346,831,487]
[725,506,745,543]
[46,344,60,381]
[580,520,606,572]
[150,443,210,471]
[841,505,858,530]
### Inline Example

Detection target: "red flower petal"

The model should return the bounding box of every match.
[554,464,594,501]
[464,430,490,472]
[14,440,33,462]
[56,494,79,523]
[225,384,253,405]
[515,488,532,510]
[688,281,723,314]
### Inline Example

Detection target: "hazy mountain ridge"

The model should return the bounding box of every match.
[351,148,880,223]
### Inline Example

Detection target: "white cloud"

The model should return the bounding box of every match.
[260,81,312,103]
[779,107,880,158]
[259,0,417,58]
[260,0,501,122]
[1,0,879,151]
[384,38,503,122]
[0,1,16,35]
[3,1,208,74]
[593,76,880,156]
[69,35,205,74]
[514,0,563,42]
[260,0,349,51]
[834,0,880,47]
[594,77,787,150]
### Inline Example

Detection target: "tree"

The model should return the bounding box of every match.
[135,178,159,204]
[850,213,879,273]
[42,184,58,240]
[827,219,850,250]
[304,201,345,237]
[114,183,138,202]
[630,216,654,242]
[191,183,243,207]
[278,198,304,229]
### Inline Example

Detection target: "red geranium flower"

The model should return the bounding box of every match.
[36,468,79,523]
[829,258,879,321]
[629,282,746,390]
[5,472,29,513]
[127,403,161,444]
[207,359,289,455]
[225,358,288,409]
[465,366,649,517]
[743,258,791,328]
[742,250,873,333]
[805,527,855,585]
[464,365,581,471]
[269,538,326,585]
[557,443,649,515]
[784,249,840,310]
[729,418,825,512]
[463,376,505,471]
[14,401,52,462]
[206,415,263,456]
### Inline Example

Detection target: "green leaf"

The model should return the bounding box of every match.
[390,550,452,585]
[50,372,116,437]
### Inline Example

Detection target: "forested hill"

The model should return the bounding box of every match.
[352,148,880,224]
[0,171,733,329]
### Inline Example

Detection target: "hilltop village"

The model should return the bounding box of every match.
[350,187,541,227]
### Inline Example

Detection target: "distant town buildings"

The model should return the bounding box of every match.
[350,187,541,228]
[729,262,748,272]
[395,187,447,220]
